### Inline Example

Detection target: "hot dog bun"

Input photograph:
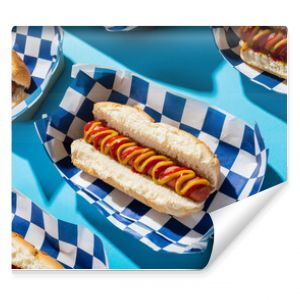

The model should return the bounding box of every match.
[71,102,220,217]
[12,50,31,88]
[12,87,29,108]
[240,43,287,79]
[12,232,64,269]
[12,50,31,108]
[72,139,205,217]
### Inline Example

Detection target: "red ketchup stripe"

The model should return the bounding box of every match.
[143,159,163,174]
[121,146,143,161]
[153,165,172,180]
[110,139,128,160]
[84,121,97,132]
[92,129,111,150]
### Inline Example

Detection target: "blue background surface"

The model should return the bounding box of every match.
[12,26,287,269]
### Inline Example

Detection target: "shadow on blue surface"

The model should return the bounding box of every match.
[261,164,284,191]
[240,75,287,123]
[12,122,64,200]
[64,26,223,93]
[31,56,75,120]
[76,194,213,269]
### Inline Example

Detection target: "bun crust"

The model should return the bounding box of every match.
[12,86,28,108]
[12,232,64,269]
[71,139,204,217]
[12,50,31,88]
[93,102,220,191]
[240,43,287,79]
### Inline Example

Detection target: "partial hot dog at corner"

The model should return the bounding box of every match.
[239,26,287,79]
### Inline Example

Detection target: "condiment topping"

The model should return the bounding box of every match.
[240,26,287,62]
[83,121,212,203]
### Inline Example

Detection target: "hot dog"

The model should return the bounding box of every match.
[239,26,287,79]
[11,50,31,108]
[71,102,220,217]
[83,120,212,203]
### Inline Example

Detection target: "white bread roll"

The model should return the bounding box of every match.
[240,42,287,79]
[12,232,64,269]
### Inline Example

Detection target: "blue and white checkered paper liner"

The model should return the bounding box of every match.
[105,26,137,32]
[12,26,64,120]
[212,26,287,94]
[12,189,108,269]
[35,64,268,254]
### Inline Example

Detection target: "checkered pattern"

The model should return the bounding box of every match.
[34,65,268,254]
[12,26,64,120]
[105,26,137,32]
[212,26,287,94]
[12,189,108,269]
